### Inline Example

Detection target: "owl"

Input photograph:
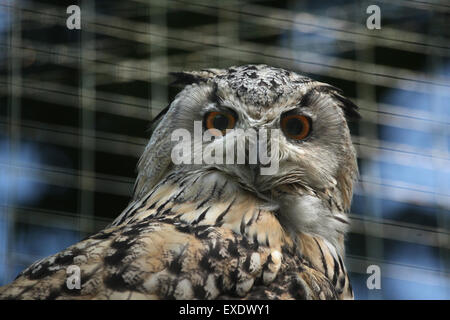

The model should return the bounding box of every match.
[0,64,359,300]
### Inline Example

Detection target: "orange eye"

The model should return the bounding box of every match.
[204,111,236,136]
[281,114,311,140]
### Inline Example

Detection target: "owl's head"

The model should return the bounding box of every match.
[135,65,359,241]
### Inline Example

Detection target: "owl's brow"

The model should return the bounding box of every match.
[209,81,226,107]
[298,87,325,107]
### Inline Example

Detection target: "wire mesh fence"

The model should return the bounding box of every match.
[0,0,449,299]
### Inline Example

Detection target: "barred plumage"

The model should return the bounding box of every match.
[0,64,358,300]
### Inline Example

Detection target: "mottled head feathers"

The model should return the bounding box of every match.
[170,64,360,119]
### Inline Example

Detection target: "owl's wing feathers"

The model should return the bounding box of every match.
[0,176,352,300]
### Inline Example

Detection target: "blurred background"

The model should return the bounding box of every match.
[0,0,449,299]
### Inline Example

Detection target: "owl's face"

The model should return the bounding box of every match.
[136,65,359,222]
[143,65,359,210]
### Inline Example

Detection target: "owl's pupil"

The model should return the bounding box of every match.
[285,118,303,136]
[213,114,229,130]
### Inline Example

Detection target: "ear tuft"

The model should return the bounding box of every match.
[330,92,361,120]
[169,72,208,85]
[315,84,361,121]
[169,68,227,86]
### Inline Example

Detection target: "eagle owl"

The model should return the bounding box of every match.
[0,64,359,300]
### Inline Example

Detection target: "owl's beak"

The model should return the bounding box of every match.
[246,132,276,180]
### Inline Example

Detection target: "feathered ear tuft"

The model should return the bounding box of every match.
[169,68,226,86]
[169,72,207,85]
[330,92,361,121]
[315,84,361,121]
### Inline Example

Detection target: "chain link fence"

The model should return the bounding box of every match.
[0,0,449,299]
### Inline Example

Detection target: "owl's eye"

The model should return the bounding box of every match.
[204,111,236,136]
[281,114,311,140]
